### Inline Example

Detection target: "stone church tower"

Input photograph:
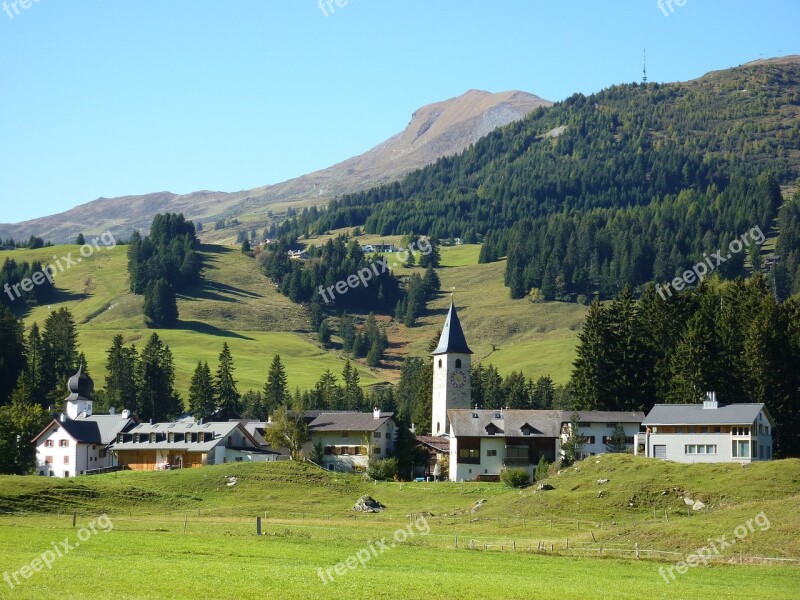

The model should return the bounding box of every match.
[431,301,472,436]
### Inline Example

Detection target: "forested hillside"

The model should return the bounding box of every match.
[294,58,800,300]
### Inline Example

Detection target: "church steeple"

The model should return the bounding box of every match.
[431,301,472,436]
[432,301,473,356]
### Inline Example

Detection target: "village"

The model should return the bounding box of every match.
[32,303,775,482]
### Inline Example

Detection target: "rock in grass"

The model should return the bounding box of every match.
[353,495,385,513]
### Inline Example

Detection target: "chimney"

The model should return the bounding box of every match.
[703,391,718,409]
[373,407,382,419]
[121,409,130,419]
[109,407,116,415]
[59,414,66,423]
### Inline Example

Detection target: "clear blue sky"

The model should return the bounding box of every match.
[1,0,798,223]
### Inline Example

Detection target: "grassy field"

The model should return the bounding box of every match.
[0,455,797,599]
[5,238,583,395]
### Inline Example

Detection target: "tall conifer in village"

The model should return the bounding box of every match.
[263,354,289,418]
[214,342,240,420]
[188,361,215,421]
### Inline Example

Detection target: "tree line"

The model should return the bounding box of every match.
[570,278,800,458]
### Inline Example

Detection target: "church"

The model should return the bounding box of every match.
[424,301,644,482]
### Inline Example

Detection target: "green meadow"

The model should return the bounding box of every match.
[0,455,797,599]
[5,239,583,396]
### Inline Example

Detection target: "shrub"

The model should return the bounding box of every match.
[500,467,530,488]
[534,456,549,482]
[367,458,397,481]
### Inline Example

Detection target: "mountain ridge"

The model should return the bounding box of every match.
[0,89,550,244]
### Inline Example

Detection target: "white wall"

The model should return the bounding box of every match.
[570,422,640,457]
[35,425,110,477]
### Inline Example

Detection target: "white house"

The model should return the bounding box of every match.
[32,366,136,477]
[304,409,397,473]
[108,420,275,470]
[635,393,774,463]
[561,411,644,458]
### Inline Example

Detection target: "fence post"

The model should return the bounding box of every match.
[256,516,262,535]
[72,512,76,528]
[635,543,640,559]
[455,536,458,548]
[591,531,596,543]
[664,509,669,522]
[184,514,188,533]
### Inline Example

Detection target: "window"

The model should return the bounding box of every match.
[675,426,683,433]
[45,440,53,447]
[607,423,617,429]
[150,433,156,443]
[59,439,69,447]
[342,431,349,438]
[45,456,53,465]
[732,427,750,436]
[688,427,695,433]
[438,359,442,368]
[713,427,721,433]
[235,457,243,462]
[324,446,333,455]
[459,448,480,459]
[374,432,381,439]
[227,436,233,446]
[684,444,717,455]
[63,456,70,464]
[487,449,497,457]
[455,359,462,368]
[63,471,69,478]
[732,440,750,458]
[700,427,708,433]
[581,436,595,444]
[374,447,382,455]
[685,444,696,454]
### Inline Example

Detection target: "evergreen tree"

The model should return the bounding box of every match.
[40,308,79,406]
[606,423,629,453]
[263,354,289,417]
[143,278,178,327]
[0,394,48,474]
[214,342,240,420]
[75,233,85,245]
[104,335,138,412]
[0,305,26,406]
[136,333,182,421]
[188,361,215,420]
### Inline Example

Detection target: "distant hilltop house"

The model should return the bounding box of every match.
[108,419,276,470]
[361,243,397,253]
[635,394,774,463]
[287,249,309,260]
[31,366,137,478]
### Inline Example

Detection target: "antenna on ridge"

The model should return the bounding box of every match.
[642,48,647,84]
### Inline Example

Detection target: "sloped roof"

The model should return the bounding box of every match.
[431,302,473,355]
[32,414,135,445]
[308,412,395,433]
[108,421,254,452]
[448,409,646,439]
[448,409,565,438]
[415,435,451,453]
[643,404,771,426]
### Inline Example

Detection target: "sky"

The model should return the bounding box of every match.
[1,0,799,224]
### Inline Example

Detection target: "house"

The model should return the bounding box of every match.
[561,411,644,458]
[108,420,274,470]
[421,300,645,481]
[415,436,450,479]
[635,393,774,463]
[287,249,309,260]
[360,244,375,253]
[448,409,562,481]
[31,366,136,477]
[304,409,397,473]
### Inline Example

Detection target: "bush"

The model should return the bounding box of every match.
[534,456,549,482]
[500,467,530,488]
[367,458,397,481]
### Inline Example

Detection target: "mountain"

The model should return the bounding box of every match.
[0,90,550,244]
[309,56,800,299]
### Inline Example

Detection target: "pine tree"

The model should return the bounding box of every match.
[214,342,240,420]
[136,333,182,421]
[263,354,289,417]
[104,335,138,413]
[143,278,178,328]
[188,361,215,420]
[571,299,611,410]
[606,423,628,452]
[0,305,26,406]
[40,307,79,405]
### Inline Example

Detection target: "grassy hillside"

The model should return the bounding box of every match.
[0,456,798,599]
[6,243,383,396]
[6,238,583,397]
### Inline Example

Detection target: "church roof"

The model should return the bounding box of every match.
[65,364,94,402]
[431,302,472,355]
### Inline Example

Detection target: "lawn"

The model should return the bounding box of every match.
[0,456,798,599]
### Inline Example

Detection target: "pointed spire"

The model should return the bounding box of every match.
[432,301,472,355]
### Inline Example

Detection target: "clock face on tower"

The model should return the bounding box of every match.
[450,369,468,389]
